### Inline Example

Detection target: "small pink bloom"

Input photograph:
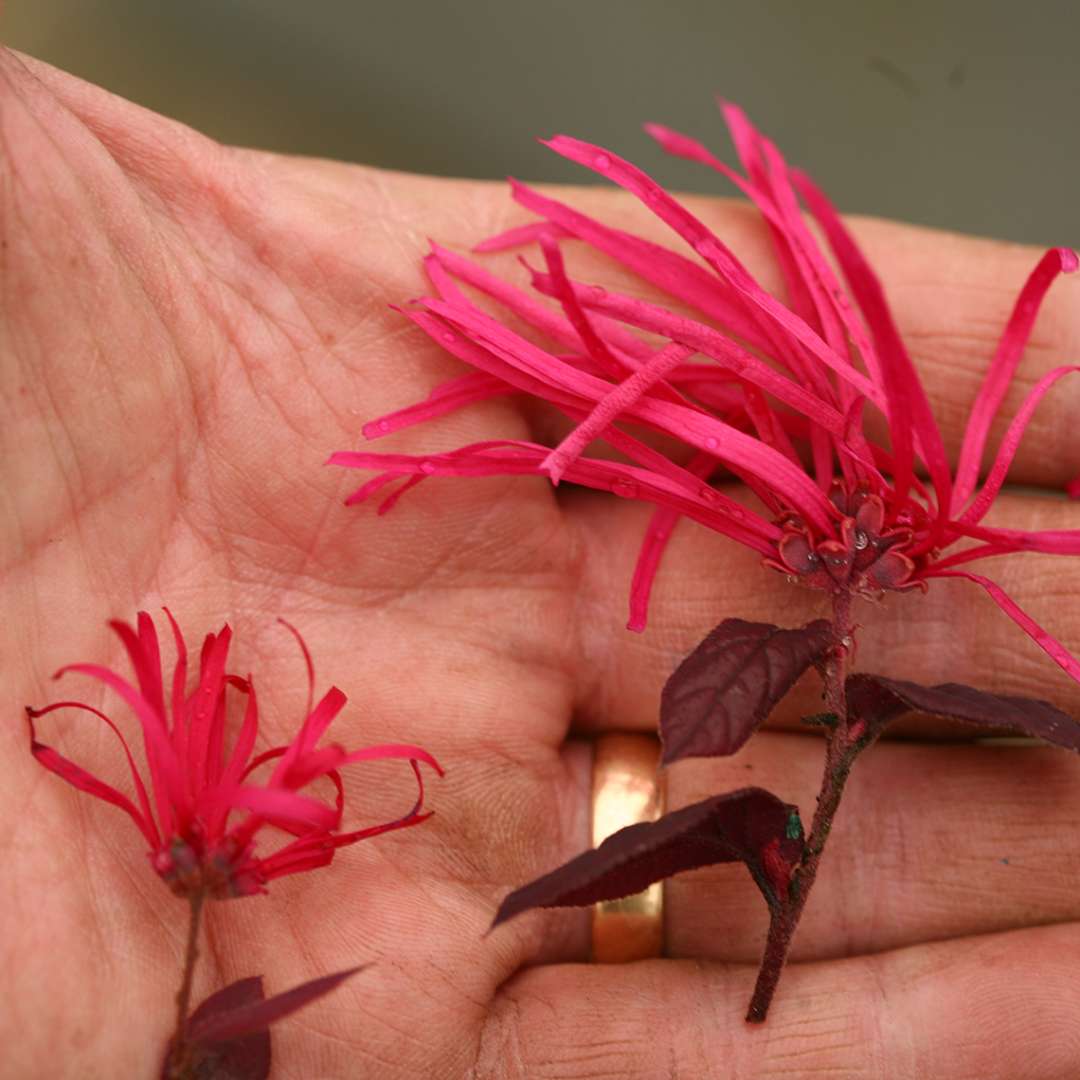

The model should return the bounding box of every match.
[28,611,443,898]
[330,104,1080,682]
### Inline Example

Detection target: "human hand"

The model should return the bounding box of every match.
[3,50,1079,1078]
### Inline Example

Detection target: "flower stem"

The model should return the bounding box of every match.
[746,592,860,1022]
[167,889,206,1079]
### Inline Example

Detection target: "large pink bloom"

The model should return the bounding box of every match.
[28,611,443,898]
[331,104,1080,682]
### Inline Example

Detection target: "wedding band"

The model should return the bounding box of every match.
[590,733,664,962]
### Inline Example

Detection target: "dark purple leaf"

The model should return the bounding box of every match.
[188,967,365,1046]
[160,978,270,1080]
[660,618,834,764]
[846,674,1080,751]
[492,787,805,927]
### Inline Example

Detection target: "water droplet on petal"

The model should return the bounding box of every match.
[694,239,714,258]
[420,461,437,475]
[698,485,718,503]
[612,478,638,498]
[704,436,719,450]
[376,419,391,433]
[853,528,869,551]
[588,284,607,300]
[595,153,612,169]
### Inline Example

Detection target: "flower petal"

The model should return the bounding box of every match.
[27,708,159,848]
[790,168,953,531]
[229,785,338,830]
[431,242,653,363]
[544,343,693,483]
[628,451,718,633]
[525,268,850,433]
[187,627,234,793]
[362,372,514,439]
[540,137,879,404]
[959,365,1080,525]
[953,247,1079,510]
[930,569,1080,684]
[58,661,184,832]
[330,442,781,555]
[507,179,771,350]
[269,686,348,787]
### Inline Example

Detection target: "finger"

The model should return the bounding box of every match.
[480,923,1080,1080]
[569,487,1080,735]
[662,729,1080,963]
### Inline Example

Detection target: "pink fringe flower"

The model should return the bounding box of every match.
[330,104,1080,682]
[28,611,443,898]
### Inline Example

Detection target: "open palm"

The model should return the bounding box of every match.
[4,50,1080,1079]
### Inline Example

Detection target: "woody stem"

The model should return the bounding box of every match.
[746,591,861,1022]
[168,889,206,1078]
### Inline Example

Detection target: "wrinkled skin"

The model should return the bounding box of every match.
[4,50,1080,1079]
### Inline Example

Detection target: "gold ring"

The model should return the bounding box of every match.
[590,733,664,962]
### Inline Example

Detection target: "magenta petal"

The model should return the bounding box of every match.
[526,268,850,433]
[108,613,166,720]
[162,608,190,782]
[58,661,184,830]
[627,451,717,633]
[186,626,233,792]
[229,785,337,830]
[645,121,762,205]
[331,440,781,555]
[791,168,952,530]
[960,365,1080,525]
[269,686,348,788]
[28,717,159,848]
[536,231,633,382]
[329,808,434,847]
[362,373,514,439]
[627,508,677,633]
[539,138,879,404]
[205,681,260,833]
[508,179,770,350]
[931,569,1080,684]
[544,343,693,483]
[721,104,883,390]
[431,243,652,362]
[372,301,836,531]
[473,220,571,252]
[953,247,1079,510]
[337,742,445,776]
[254,834,337,882]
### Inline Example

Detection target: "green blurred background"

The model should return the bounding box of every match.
[5,0,1078,245]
